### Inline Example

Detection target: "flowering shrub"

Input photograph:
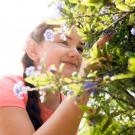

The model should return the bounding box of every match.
[53,0,135,134]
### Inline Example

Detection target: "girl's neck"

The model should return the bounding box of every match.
[43,92,61,111]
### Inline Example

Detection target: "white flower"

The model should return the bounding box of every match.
[112,0,115,3]
[59,23,68,34]
[44,29,54,41]
[59,24,68,41]
[60,33,67,41]
[99,7,110,15]
[13,81,28,100]
[131,27,135,35]
[56,2,65,10]
[25,66,36,77]
[39,90,46,103]
[37,65,42,71]
[112,14,119,21]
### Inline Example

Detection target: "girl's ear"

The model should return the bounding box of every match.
[25,39,40,63]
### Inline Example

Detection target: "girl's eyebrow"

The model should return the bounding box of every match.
[66,35,85,46]
[66,35,72,40]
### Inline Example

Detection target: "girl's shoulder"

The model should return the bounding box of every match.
[0,75,28,109]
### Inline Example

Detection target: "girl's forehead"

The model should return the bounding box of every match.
[53,27,84,43]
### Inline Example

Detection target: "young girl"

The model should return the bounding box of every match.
[0,21,112,135]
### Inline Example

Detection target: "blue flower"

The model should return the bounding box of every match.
[13,81,27,100]
[83,82,97,95]
[25,66,36,77]
[131,27,135,35]
[107,71,113,77]
[56,2,64,10]
[44,29,54,41]
[83,82,96,90]
[67,90,74,96]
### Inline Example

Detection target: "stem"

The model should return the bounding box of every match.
[118,125,135,135]
[104,90,135,108]
[26,84,55,92]
[118,82,135,103]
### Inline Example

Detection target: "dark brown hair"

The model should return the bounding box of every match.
[21,22,59,130]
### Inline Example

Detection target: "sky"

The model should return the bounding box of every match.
[0,0,59,75]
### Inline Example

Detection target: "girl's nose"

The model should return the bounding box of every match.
[68,47,80,59]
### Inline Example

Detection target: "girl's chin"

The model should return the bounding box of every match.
[61,70,78,77]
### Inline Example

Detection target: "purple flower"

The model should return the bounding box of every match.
[13,81,27,100]
[131,27,135,35]
[25,66,36,77]
[91,89,97,95]
[112,14,119,21]
[84,82,96,89]
[84,82,97,95]
[67,90,74,96]
[90,118,96,125]
[107,71,113,77]
[56,2,64,10]
[103,28,115,36]
[44,29,54,41]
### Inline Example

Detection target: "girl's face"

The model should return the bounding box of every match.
[37,27,84,77]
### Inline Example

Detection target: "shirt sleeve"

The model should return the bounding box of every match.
[0,75,28,109]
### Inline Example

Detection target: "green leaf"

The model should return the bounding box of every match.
[25,76,50,87]
[125,0,135,6]
[101,117,112,132]
[110,73,135,81]
[89,43,101,58]
[68,0,79,4]
[128,57,135,72]
[81,0,99,6]
[68,83,82,95]
[64,78,72,83]
[116,3,132,11]
[125,51,135,58]
[128,13,135,25]
[46,18,66,25]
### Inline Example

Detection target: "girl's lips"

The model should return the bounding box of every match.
[61,61,78,68]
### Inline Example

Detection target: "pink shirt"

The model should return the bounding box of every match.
[0,75,65,122]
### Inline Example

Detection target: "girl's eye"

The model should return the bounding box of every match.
[58,41,69,46]
[77,47,83,53]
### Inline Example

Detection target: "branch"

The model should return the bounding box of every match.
[118,125,135,135]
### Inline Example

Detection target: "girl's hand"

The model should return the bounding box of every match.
[96,34,113,48]
[96,28,115,48]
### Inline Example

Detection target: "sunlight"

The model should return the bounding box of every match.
[0,0,58,75]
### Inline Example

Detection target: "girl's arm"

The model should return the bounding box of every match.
[0,107,35,135]
[0,92,89,135]
[34,92,89,135]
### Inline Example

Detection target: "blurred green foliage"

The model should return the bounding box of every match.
[54,0,135,134]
